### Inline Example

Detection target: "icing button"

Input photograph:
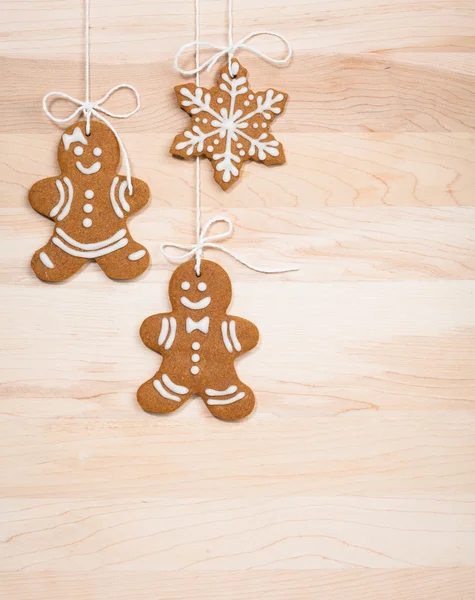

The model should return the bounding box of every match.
[191,366,200,375]
[82,218,92,228]
[191,354,200,363]
[84,190,94,199]
[83,203,93,213]
[192,342,200,350]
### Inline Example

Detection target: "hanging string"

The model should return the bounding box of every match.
[162,0,298,276]
[42,0,140,193]
[175,0,292,76]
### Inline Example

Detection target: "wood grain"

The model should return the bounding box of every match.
[1,0,475,598]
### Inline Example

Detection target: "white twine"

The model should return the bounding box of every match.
[163,0,297,276]
[161,217,299,275]
[174,0,292,76]
[42,0,140,193]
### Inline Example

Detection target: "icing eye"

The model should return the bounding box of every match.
[74,146,84,156]
[197,282,207,292]
[93,147,102,157]
[181,281,190,291]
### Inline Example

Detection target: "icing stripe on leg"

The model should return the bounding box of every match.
[153,379,181,402]
[207,392,245,406]
[39,252,54,269]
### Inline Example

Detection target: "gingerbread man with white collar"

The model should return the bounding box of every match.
[29,120,150,281]
[138,259,259,420]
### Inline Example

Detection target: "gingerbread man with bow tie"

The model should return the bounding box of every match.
[137,259,259,420]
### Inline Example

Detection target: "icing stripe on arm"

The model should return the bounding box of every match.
[110,176,124,218]
[57,177,74,221]
[49,179,65,218]
[229,320,242,351]
[158,317,169,346]
[118,180,131,212]
[221,321,233,353]
[165,317,176,350]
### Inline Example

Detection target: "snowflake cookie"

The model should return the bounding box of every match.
[170,59,288,190]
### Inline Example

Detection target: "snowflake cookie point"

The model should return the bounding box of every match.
[170,60,289,190]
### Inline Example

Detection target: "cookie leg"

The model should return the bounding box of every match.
[96,236,150,280]
[137,373,192,414]
[31,239,87,282]
[203,381,255,421]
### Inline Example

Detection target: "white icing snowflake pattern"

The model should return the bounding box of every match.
[171,60,288,189]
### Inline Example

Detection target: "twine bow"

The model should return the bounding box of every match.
[161,216,298,276]
[174,31,293,76]
[42,84,140,193]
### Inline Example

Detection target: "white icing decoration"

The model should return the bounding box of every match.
[49,179,65,218]
[181,281,191,290]
[57,177,73,221]
[83,218,92,228]
[191,366,200,375]
[128,249,146,261]
[197,282,207,291]
[192,342,200,350]
[93,147,102,156]
[153,379,180,402]
[39,252,54,269]
[229,320,242,351]
[207,145,214,152]
[52,237,128,258]
[162,374,189,395]
[85,189,94,199]
[231,61,239,76]
[180,296,211,310]
[76,161,101,175]
[191,354,200,362]
[83,203,93,213]
[186,316,209,334]
[165,317,176,350]
[207,392,245,406]
[205,385,238,397]
[109,177,124,218]
[174,76,284,183]
[74,146,84,156]
[221,321,233,353]
[118,180,131,213]
[158,317,169,345]
[62,127,87,150]
[56,227,126,250]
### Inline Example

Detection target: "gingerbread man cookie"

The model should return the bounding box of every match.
[138,259,259,420]
[29,120,150,281]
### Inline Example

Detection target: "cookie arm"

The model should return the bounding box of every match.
[223,316,259,354]
[140,313,176,355]
[29,177,63,219]
[120,177,150,215]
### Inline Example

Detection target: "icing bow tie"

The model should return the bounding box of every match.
[42,84,140,193]
[174,31,293,76]
[186,317,210,334]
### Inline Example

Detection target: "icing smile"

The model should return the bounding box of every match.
[180,296,211,310]
[76,161,101,175]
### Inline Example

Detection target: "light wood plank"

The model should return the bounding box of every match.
[1,134,475,207]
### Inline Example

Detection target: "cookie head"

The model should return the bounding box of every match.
[169,260,232,313]
[58,120,120,176]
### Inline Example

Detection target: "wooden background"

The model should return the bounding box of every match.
[1,0,474,598]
